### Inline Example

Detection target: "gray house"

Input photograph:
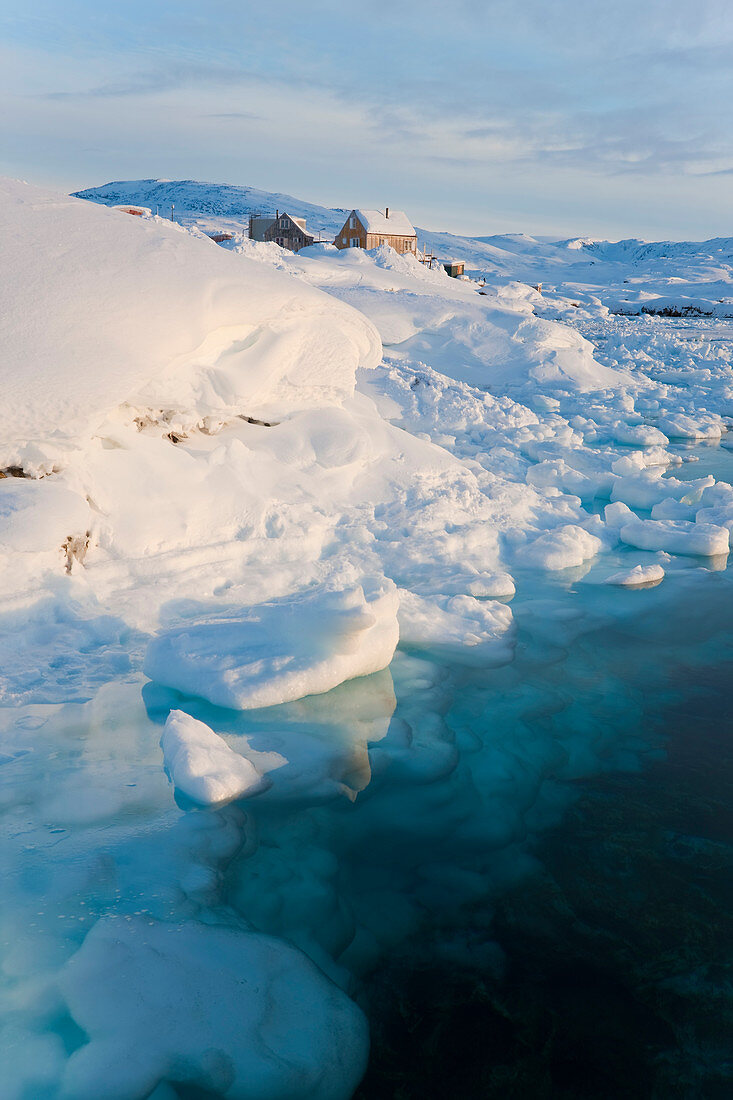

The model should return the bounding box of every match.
[250,211,314,253]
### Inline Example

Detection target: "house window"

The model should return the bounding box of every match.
[350,237,360,247]
[350,215,356,229]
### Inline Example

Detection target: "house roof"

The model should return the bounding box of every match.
[353,209,415,237]
[276,213,312,236]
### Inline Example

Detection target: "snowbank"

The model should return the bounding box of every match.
[0,179,380,465]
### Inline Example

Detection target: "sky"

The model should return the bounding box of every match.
[2,0,733,241]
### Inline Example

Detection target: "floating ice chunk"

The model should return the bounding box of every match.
[656,413,723,440]
[526,458,612,501]
[397,591,515,666]
[145,579,399,709]
[619,518,729,557]
[604,500,635,528]
[610,448,678,476]
[608,421,669,447]
[522,524,603,571]
[650,498,697,521]
[611,470,714,511]
[696,503,733,531]
[58,915,368,1100]
[605,564,665,588]
[230,668,397,803]
[160,709,268,805]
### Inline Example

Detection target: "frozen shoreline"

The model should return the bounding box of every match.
[2,177,733,1099]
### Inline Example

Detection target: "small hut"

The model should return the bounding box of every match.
[443,260,465,278]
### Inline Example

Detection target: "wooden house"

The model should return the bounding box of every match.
[263,212,315,253]
[249,215,275,241]
[335,209,417,254]
[443,260,465,278]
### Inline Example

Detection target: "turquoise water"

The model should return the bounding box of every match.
[2,448,733,1098]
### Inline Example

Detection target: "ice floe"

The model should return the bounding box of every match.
[397,590,515,666]
[619,517,729,557]
[160,709,268,804]
[605,563,665,587]
[145,580,400,709]
[58,915,368,1100]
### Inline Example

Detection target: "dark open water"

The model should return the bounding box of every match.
[354,577,733,1098]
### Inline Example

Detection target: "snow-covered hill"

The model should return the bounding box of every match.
[74,178,733,314]
[72,177,348,239]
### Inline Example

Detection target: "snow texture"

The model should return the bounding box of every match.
[0,179,379,462]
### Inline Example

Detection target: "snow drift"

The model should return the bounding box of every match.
[0,178,380,466]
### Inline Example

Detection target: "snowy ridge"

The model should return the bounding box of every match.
[72,177,348,237]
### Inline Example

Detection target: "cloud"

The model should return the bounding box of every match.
[3,0,733,238]
[202,111,261,120]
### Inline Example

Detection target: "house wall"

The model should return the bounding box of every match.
[249,216,276,241]
[264,214,314,253]
[365,233,416,254]
[334,213,367,250]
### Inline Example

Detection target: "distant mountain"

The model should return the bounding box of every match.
[72,178,347,239]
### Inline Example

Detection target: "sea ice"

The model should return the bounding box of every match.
[605,563,665,587]
[145,579,399,709]
[397,590,515,666]
[58,915,369,1100]
[160,709,268,805]
[619,517,730,557]
[522,524,604,571]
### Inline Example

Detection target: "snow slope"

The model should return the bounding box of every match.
[0,179,378,468]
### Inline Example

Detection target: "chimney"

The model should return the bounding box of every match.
[276,209,279,219]
[385,207,389,219]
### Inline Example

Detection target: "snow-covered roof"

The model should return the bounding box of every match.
[112,204,151,216]
[353,210,415,237]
